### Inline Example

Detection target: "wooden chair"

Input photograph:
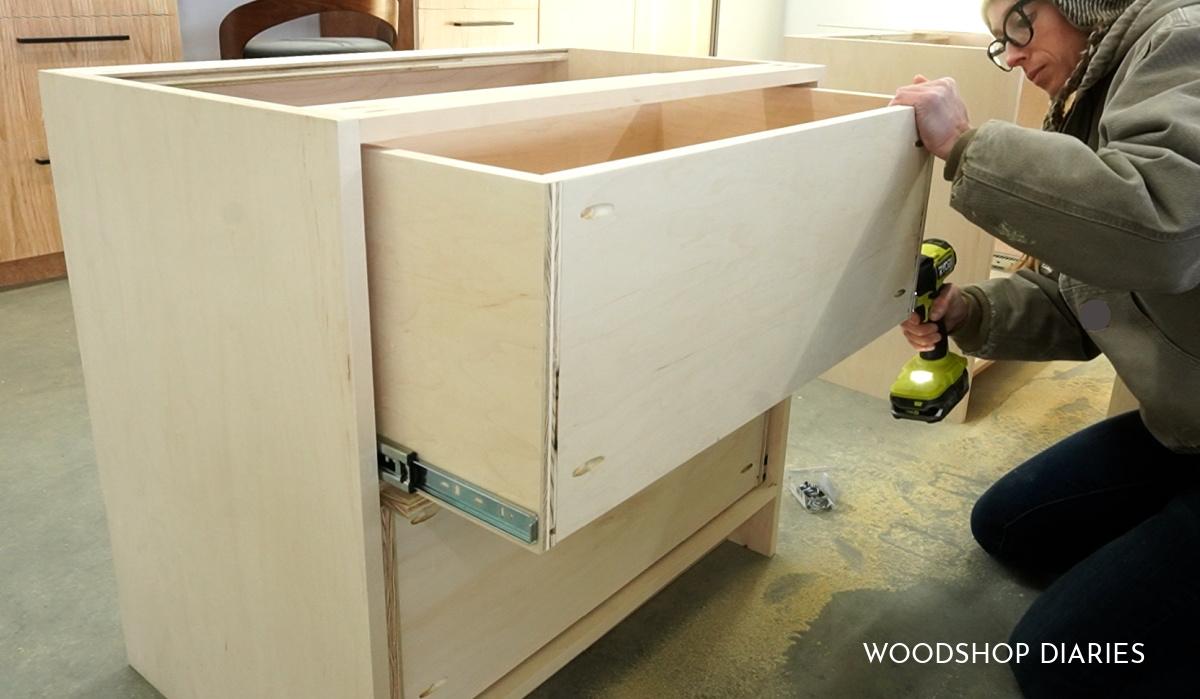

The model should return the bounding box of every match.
[219,0,403,60]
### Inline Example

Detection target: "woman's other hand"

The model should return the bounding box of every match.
[890,75,972,160]
[900,283,969,352]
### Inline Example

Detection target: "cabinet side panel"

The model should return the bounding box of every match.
[363,150,549,516]
[553,110,930,538]
[40,73,387,699]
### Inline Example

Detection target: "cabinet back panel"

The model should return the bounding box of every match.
[194,60,566,106]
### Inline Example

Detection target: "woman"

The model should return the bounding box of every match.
[890,0,1200,696]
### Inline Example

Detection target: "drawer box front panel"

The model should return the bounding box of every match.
[417,8,539,49]
[368,86,930,546]
[552,90,929,538]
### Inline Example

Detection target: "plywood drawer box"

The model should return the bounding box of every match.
[39,48,928,698]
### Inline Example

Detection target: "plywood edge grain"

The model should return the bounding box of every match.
[727,398,792,556]
[67,46,571,85]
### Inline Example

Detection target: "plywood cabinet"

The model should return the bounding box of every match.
[784,30,1048,421]
[40,48,930,698]
[0,0,180,287]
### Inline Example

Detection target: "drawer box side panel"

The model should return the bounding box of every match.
[363,149,553,519]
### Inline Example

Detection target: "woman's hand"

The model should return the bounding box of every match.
[900,283,969,352]
[890,75,972,160]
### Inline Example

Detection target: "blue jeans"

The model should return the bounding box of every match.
[970,411,1200,698]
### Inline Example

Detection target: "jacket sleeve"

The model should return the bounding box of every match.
[950,270,1102,362]
[946,15,1200,294]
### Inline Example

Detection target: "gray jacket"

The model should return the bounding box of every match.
[945,0,1200,452]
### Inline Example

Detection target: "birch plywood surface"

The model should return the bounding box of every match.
[195,59,563,107]
[391,411,767,699]
[363,150,552,519]
[40,72,388,699]
[552,97,930,538]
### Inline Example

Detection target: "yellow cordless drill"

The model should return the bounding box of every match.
[889,238,970,423]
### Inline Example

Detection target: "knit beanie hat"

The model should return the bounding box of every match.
[1049,0,1136,27]
[983,0,1134,29]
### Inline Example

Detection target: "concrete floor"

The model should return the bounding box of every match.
[1,278,1118,698]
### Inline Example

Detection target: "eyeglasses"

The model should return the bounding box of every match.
[987,0,1037,71]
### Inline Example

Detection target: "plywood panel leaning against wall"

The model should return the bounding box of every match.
[38,48,930,697]
[0,0,180,288]
[783,30,1050,422]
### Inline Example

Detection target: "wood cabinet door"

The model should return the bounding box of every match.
[633,0,713,55]
[1,13,180,264]
[539,0,636,50]
[540,0,713,55]
[417,0,539,49]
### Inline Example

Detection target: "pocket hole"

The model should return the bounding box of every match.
[894,288,907,298]
[573,456,605,477]
[741,462,755,474]
[580,203,615,220]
